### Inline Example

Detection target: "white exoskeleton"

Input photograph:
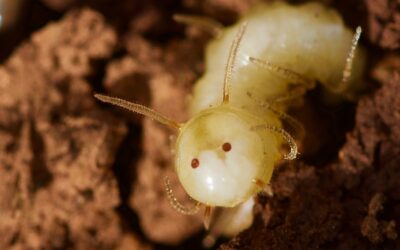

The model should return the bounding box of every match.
[95,2,365,244]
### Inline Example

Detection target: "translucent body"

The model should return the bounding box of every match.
[174,2,365,209]
[173,1,365,237]
[176,105,279,207]
[190,2,365,117]
[95,1,366,241]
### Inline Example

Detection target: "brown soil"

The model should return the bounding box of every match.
[0,0,398,249]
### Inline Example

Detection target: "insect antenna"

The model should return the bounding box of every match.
[334,26,362,93]
[222,22,248,104]
[164,176,202,215]
[252,124,298,160]
[94,94,182,130]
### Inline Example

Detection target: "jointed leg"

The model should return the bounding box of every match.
[264,85,308,104]
[249,56,315,104]
[252,178,274,196]
[263,104,305,141]
[249,56,316,89]
[245,92,305,140]
[203,205,213,230]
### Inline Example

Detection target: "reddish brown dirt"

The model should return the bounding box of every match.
[365,0,400,49]
[0,0,398,249]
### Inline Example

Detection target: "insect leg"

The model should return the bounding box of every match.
[164,176,202,215]
[252,178,274,196]
[249,56,316,89]
[265,85,308,103]
[173,14,223,37]
[251,124,298,160]
[249,56,315,103]
[263,103,305,141]
[203,199,255,247]
[203,205,214,230]
[245,92,305,140]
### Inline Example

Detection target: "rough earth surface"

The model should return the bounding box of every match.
[0,0,398,249]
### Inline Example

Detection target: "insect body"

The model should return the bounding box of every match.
[95,1,365,238]
[176,104,282,207]
[190,2,365,117]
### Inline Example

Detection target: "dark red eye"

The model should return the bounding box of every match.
[222,142,232,152]
[191,158,200,168]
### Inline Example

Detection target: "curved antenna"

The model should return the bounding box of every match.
[173,14,223,37]
[94,94,181,130]
[164,176,201,215]
[251,124,298,160]
[222,22,248,104]
[334,26,362,93]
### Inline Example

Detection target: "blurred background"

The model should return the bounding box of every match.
[0,0,399,249]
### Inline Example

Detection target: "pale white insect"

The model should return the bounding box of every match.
[95,1,365,243]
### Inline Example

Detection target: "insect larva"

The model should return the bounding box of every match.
[95,1,365,241]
